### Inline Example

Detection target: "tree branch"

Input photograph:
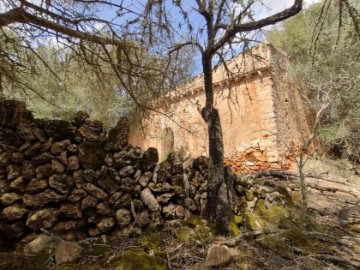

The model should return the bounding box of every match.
[0,7,126,46]
[212,0,303,53]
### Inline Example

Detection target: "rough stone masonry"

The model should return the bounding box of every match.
[0,100,214,246]
[129,43,313,174]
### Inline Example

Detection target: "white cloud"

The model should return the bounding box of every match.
[259,0,321,18]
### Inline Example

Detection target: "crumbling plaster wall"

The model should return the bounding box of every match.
[130,44,311,173]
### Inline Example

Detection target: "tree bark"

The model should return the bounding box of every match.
[201,53,232,234]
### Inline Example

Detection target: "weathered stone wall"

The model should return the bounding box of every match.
[129,43,312,173]
[0,100,211,246]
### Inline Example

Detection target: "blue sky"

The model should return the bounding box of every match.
[0,0,320,76]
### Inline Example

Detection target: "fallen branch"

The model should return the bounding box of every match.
[40,228,64,242]
[254,170,359,198]
[254,170,347,184]
[311,254,360,268]
[222,229,284,246]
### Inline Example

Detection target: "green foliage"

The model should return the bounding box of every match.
[267,0,360,162]
[0,33,193,129]
[114,249,167,270]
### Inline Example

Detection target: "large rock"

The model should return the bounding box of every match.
[119,165,135,178]
[156,193,175,204]
[24,234,54,256]
[51,140,71,155]
[193,156,209,173]
[10,152,24,164]
[51,220,85,233]
[0,145,12,168]
[35,164,53,179]
[67,155,79,171]
[149,182,174,193]
[141,188,160,212]
[0,192,22,206]
[59,203,82,219]
[162,203,176,219]
[9,177,27,193]
[54,241,83,265]
[96,202,114,216]
[139,172,152,187]
[115,209,131,227]
[67,144,78,154]
[23,190,66,207]
[67,188,87,203]
[95,217,116,234]
[24,142,42,158]
[112,193,131,210]
[83,168,100,182]
[82,183,108,200]
[108,191,123,205]
[32,152,54,166]
[26,208,59,230]
[119,177,139,193]
[155,162,171,183]
[2,205,28,221]
[78,142,105,169]
[26,178,48,194]
[141,147,159,171]
[81,195,98,210]
[17,123,45,142]
[97,176,120,195]
[136,211,150,228]
[0,100,33,129]
[0,221,26,240]
[22,161,36,180]
[41,120,78,141]
[51,159,65,173]
[205,244,232,267]
[78,118,104,142]
[71,110,90,127]
[49,174,74,194]
[0,129,24,148]
[6,164,21,181]
[105,117,130,151]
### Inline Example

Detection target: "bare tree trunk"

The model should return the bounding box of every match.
[202,54,232,234]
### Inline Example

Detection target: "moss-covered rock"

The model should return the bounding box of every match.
[0,251,51,270]
[137,233,164,252]
[180,217,212,243]
[280,228,323,252]
[245,190,255,201]
[228,215,243,237]
[257,235,293,259]
[181,216,206,229]
[174,228,193,242]
[243,210,266,231]
[228,217,241,237]
[246,199,290,230]
[114,249,167,270]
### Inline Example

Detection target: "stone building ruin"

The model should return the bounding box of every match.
[130,43,313,173]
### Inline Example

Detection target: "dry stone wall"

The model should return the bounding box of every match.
[0,100,210,246]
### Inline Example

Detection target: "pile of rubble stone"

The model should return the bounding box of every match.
[0,100,209,246]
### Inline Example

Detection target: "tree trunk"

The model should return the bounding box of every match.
[201,54,232,234]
